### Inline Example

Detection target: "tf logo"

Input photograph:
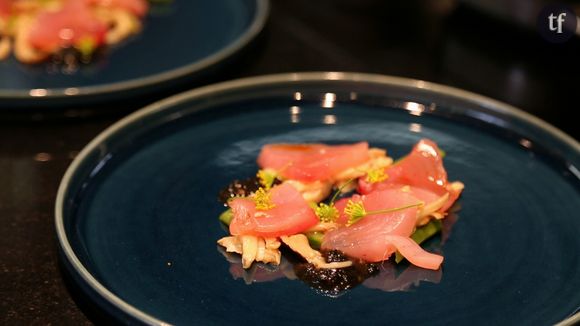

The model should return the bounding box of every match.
[537,4,578,43]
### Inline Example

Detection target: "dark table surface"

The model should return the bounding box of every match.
[1,0,578,324]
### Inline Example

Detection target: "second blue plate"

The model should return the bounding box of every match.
[0,0,268,108]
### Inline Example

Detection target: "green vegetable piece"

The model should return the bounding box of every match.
[76,37,97,59]
[219,209,234,226]
[257,169,278,190]
[395,219,443,263]
[305,232,324,250]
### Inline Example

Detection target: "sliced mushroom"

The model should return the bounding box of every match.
[305,221,338,233]
[283,179,333,203]
[281,234,352,269]
[217,235,281,268]
[0,35,10,60]
[240,235,258,269]
[333,148,393,182]
[449,181,465,192]
[416,181,464,226]
[217,236,243,254]
[420,192,449,218]
[95,8,141,45]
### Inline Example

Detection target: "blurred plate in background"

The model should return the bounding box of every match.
[0,0,269,109]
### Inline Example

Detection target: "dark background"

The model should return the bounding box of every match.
[1,0,578,324]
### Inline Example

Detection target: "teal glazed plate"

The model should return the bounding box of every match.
[56,73,580,325]
[0,0,268,108]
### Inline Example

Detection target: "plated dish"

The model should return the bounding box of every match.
[0,0,149,64]
[0,0,268,107]
[216,139,464,296]
[55,73,580,325]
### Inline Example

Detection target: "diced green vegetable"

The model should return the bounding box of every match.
[76,37,97,58]
[219,209,234,226]
[395,219,442,263]
[411,219,443,244]
[304,232,324,249]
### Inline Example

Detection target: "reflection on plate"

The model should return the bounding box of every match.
[0,0,268,107]
[218,212,458,297]
[56,72,580,325]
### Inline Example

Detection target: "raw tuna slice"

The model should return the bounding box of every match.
[358,139,461,212]
[257,142,370,182]
[28,1,107,52]
[229,183,318,238]
[321,188,444,270]
[87,0,149,17]
[0,0,10,19]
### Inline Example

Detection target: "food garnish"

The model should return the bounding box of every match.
[365,167,388,183]
[253,187,275,210]
[315,203,339,223]
[0,0,167,66]
[344,201,423,226]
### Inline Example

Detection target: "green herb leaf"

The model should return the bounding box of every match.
[304,231,324,249]
[315,203,339,223]
[219,209,234,225]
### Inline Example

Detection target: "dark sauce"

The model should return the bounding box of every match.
[293,250,380,297]
[218,177,261,204]
[217,176,281,204]
[323,249,349,263]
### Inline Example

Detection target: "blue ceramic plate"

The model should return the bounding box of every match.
[0,0,268,108]
[56,73,580,325]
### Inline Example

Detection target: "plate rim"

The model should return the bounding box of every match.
[55,72,580,325]
[0,0,270,101]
